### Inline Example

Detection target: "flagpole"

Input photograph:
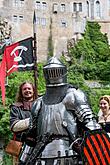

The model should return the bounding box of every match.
[33,10,38,99]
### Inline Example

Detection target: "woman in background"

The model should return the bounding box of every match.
[98,95,110,136]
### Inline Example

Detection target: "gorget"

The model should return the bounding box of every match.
[43,85,68,104]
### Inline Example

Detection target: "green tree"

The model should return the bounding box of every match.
[69,21,110,81]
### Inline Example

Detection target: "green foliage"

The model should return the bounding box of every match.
[70,39,96,63]
[69,21,110,81]
[3,154,13,165]
[95,61,110,81]
[84,22,108,44]
[0,107,10,137]
[37,63,46,94]
[0,103,12,141]
[60,55,89,90]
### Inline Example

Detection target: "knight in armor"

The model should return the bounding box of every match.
[19,57,101,165]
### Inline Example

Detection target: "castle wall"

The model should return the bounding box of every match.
[0,0,110,62]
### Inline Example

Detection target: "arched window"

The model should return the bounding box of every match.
[87,1,89,17]
[96,1,101,17]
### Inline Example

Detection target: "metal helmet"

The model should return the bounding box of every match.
[43,57,67,86]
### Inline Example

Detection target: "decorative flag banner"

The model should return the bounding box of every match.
[6,37,34,75]
[0,37,34,105]
[81,129,110,165]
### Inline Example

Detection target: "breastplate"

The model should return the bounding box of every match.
[37,101,77,135]
[37,101,78,158]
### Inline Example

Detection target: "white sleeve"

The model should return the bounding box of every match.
[12,118,30,132]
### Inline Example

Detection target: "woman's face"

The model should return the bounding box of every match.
[99,99,109,113]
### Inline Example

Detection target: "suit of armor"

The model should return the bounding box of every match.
[19,57,101,165]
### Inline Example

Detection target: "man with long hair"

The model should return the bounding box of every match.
[10,81,36,165]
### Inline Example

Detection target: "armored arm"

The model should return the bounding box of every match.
[28,97,42,132]
[64,88,101,130]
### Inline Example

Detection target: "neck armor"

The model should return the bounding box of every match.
[43,57,67,87]
[43,85,68,104]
